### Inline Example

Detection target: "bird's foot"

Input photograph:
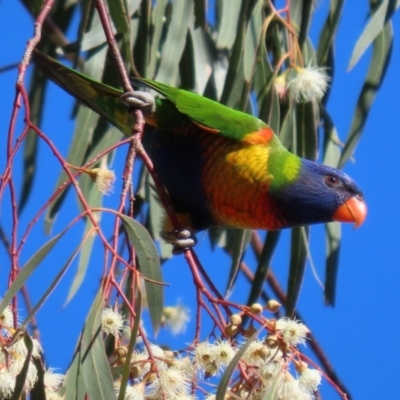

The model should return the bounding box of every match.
[162,229,197,255]
[120,91,155,116]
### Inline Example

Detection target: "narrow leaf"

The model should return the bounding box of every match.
[118,214,163,334]
[324,222,341,306]
[286,227,309,316]
[64,341,86,400]
[107,0,130,34]
[261,371,284,400]
[0,228,68,316]
[225,229,251,297]
[118,290,142,400]
[316,0,344,66]
[216,328,259,399]
[246,231,281,310]
[339,17,393,168]
[155,0,194,85]
[148,0,169,78]
[243,0,263,81]
[348,0,389,70]
[30,353,46,400]
[20,243,83,331]
[11,334,33,400]
[81,292,117,400]
[216,0,241,50]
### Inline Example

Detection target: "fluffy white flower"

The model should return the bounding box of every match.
[276,318,309,346]
[131,344,167,378]
[288,66,330,103]
[193,341,215,371]
[162,303,190,335]
[115,382,145,400]
[171,355,194,378]
[279,377,312,400]
[212,340,236,368]
[0,369,15,398]
[44,368,64,392]
[9,337,42,359]
[260,360,283,381]
[299,367,322,392]
[8,355,38,390]
[241,339,267,368]
[147,368,190,398]
[0,305,14,328]
[87,167,116,195]
[101,308,125,337]
[45,391,64,400]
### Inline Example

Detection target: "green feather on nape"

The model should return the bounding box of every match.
[268,150,302,190]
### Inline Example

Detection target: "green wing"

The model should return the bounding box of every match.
[33,50,131,136]
[34,50,271,141]
[138,79,270,141]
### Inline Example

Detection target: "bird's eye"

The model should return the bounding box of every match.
[355,193,364,201]
[324,175,341,187]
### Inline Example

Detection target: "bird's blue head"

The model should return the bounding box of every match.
[272,159,367,228]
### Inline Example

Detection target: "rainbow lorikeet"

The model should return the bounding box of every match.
[33,51,367,240]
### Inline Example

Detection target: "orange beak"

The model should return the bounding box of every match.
[333,195,367,228]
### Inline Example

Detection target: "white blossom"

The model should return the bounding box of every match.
[44,368,64,392]
[88,167,116,195]
[279,377,312,400]
[212,340,235,368]
[171,355,194,378]
[288,66,330,103]
[193,341,215,371]
[299,367,322,392]
[147,368,190,398]
[276,318,309,346]
[241,339,267,368]
[45,392,64,400]
[162,303,190,335]
[115,382,145,400]
[0,305,14,329]
[131,344,167,378]
[101,307,125,337]
[0,369,15,398]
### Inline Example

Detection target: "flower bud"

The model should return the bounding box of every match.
[266,300,281,313]
[250,303,263,314]
[225,324,238,337]
[230,314,242,326]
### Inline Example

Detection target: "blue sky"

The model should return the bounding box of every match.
[0,1,399,399]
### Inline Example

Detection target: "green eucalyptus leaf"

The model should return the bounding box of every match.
[216,0,241,50]
[11,334,33,400]
[0,228,68,316]
[316,0,344,66]
[286,226,309,316]
[348,0,389,70]
[107,0,131,34]
[339,16,393,168]
[155,0,194,85]
[225,229,251,297]
[246,231,281,310]
[117,213,163,334]
[216,327,259,399]
[324,222,342,306]
[81,292,117,400]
